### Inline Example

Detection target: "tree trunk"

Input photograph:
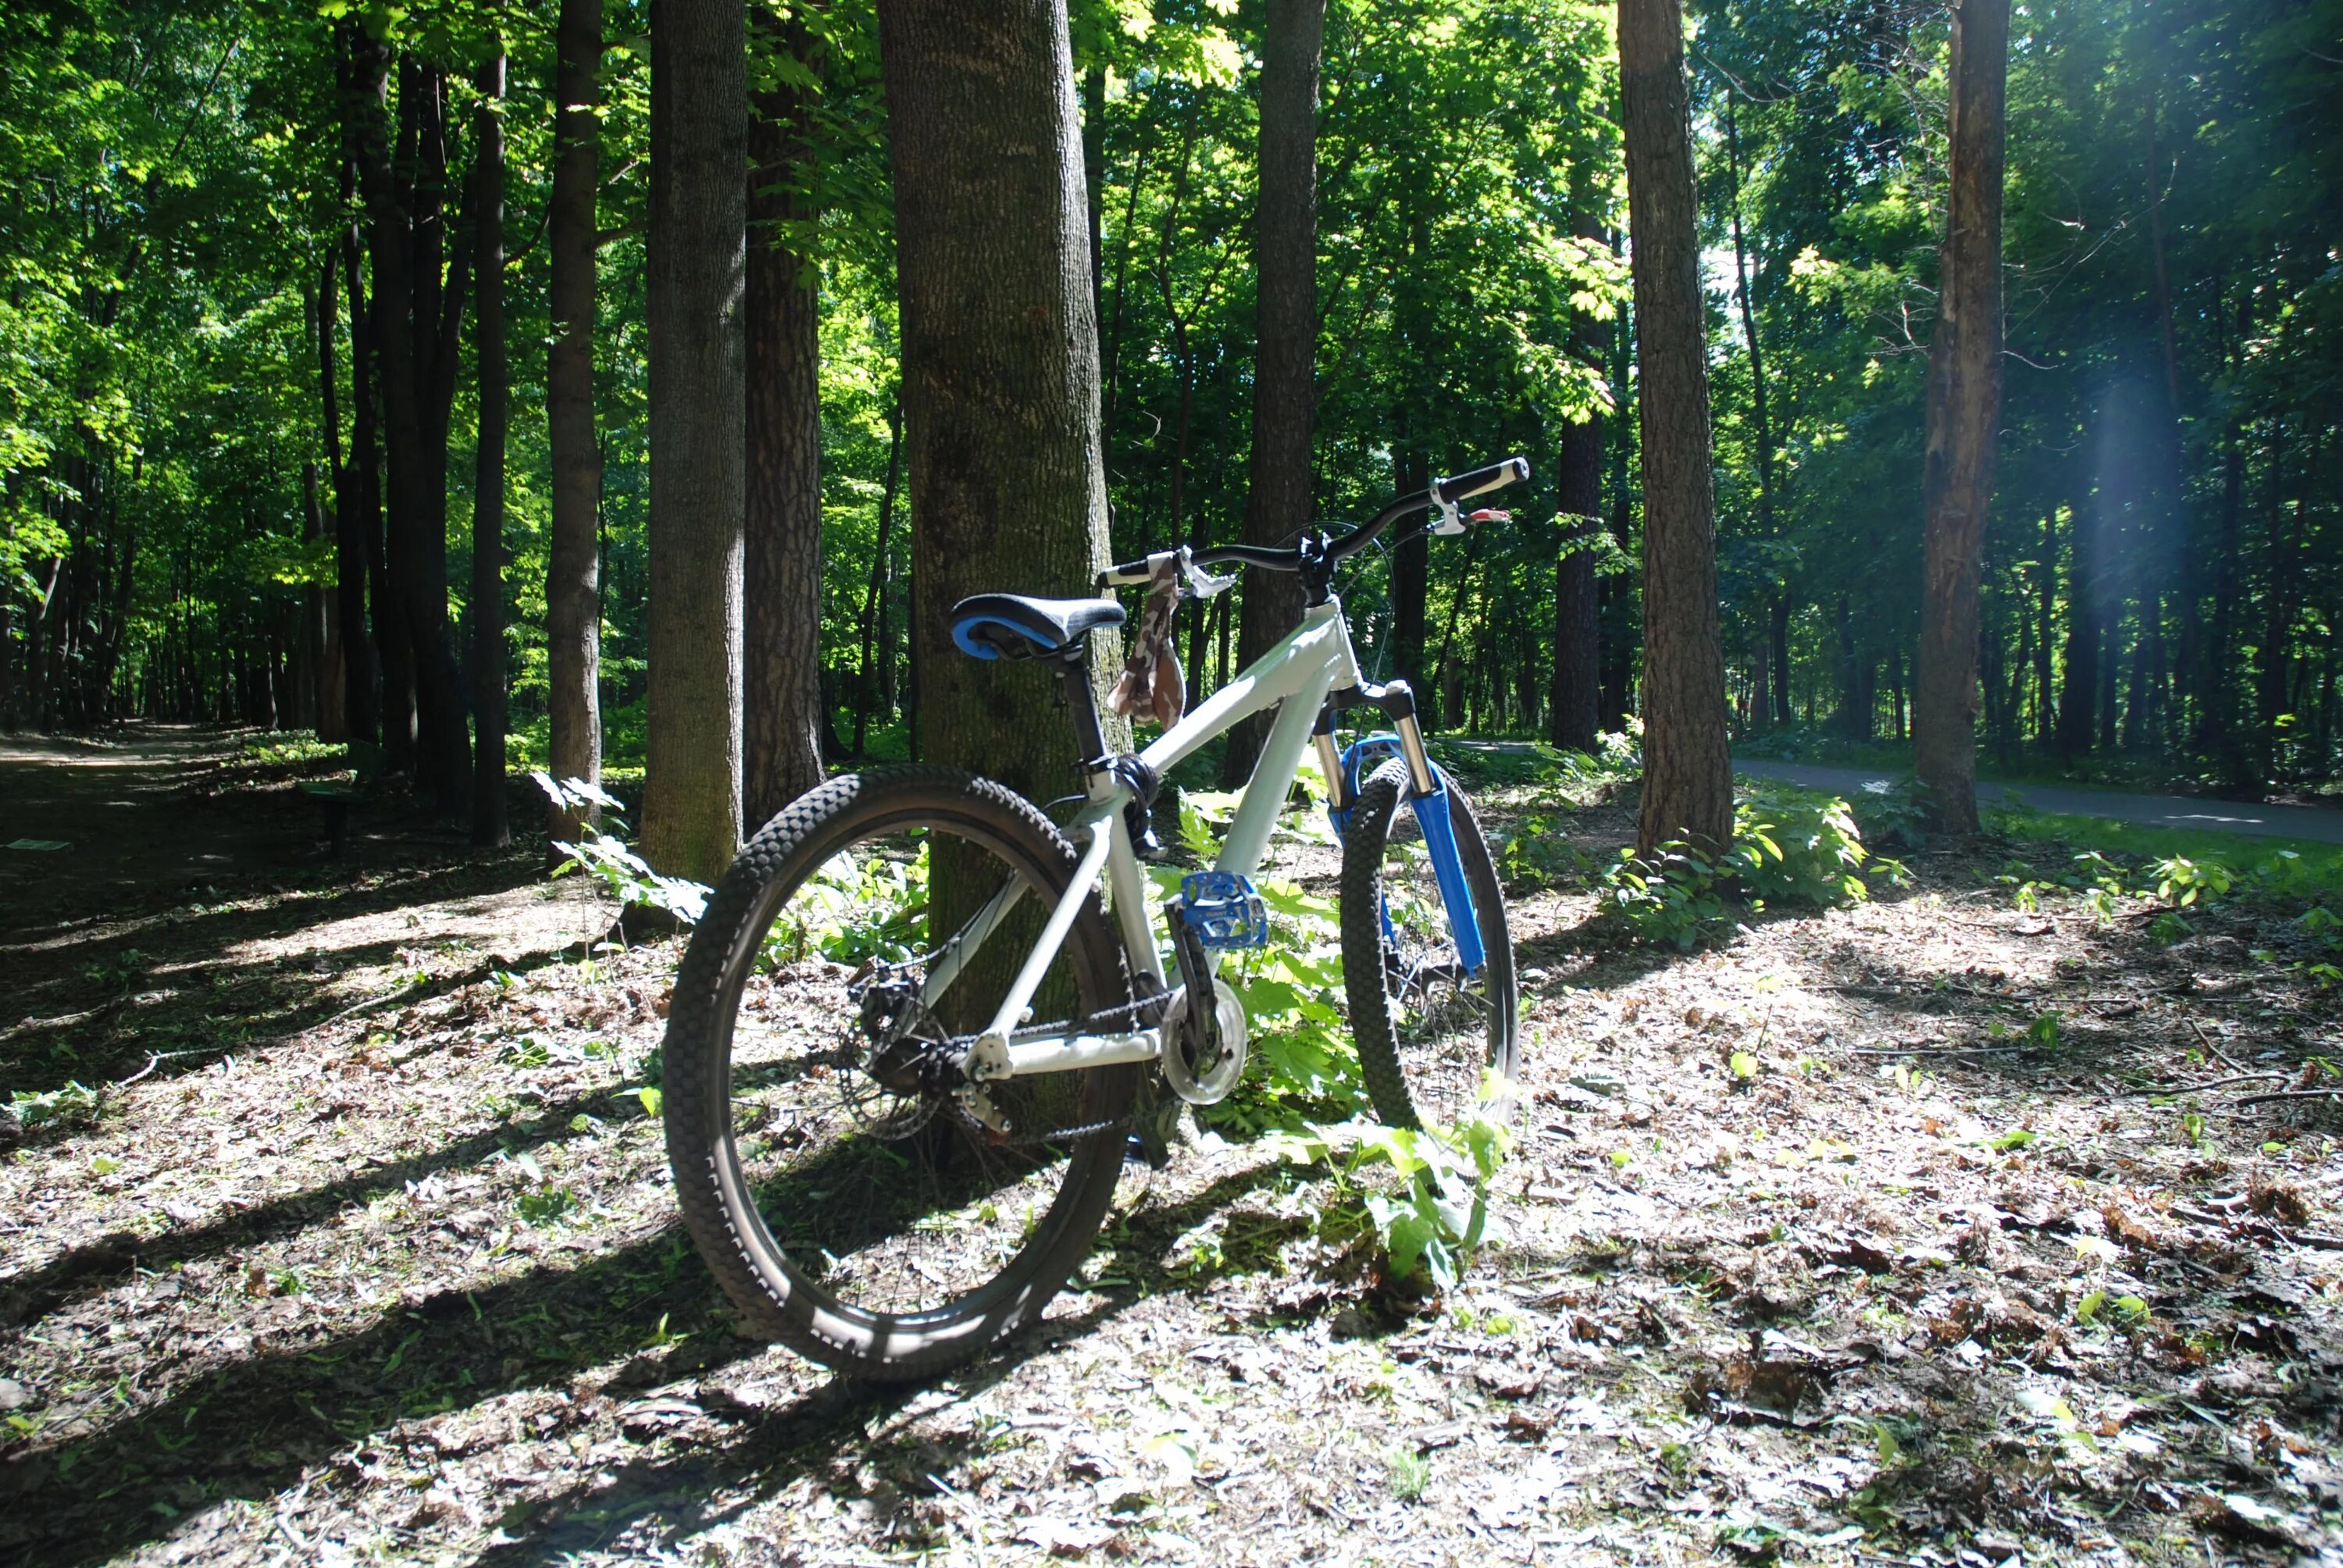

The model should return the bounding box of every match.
[298,458,327,732]
[743,4,829,830]
[406,62,475,811]
[2057,486,2100,761]
[1620,0,1731,857]
[547,0,605,845]
[471,42,511,848]
[877,0,1113,803]
[852,403,904,757]
[1912,0,2006,833]
[1223,0,1325,784]
[642,0,750,881]
[312,251,353,743]
[1724,101,1778,545]
[344,24,407,761]
[1392,462,1430,712]
[1549,401,1603,750]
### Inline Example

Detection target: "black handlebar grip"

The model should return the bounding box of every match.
[1436,454,1531,503]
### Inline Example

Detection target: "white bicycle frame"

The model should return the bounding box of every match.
[935,586,1397,1091]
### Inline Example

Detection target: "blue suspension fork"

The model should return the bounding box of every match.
[1316,691,1485,978]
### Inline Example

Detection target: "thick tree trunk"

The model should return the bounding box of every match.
[876,0,1113,804]
[1620,0,1731,857]
[743,5,829,830]
[643,0,749,882]
[471,44,511,848]
[1912,0,2006,833]
[1224,0,1325,783]
[547,0,604,845]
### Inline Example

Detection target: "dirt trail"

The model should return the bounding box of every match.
[0,726,312,938]
[1734,758,2343,846]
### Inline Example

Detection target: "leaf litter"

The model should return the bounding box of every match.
[1,743,2339,1566]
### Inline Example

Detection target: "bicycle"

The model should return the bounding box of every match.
[662,455,1529,1379]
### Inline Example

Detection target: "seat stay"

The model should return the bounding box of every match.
[917,876,1030,1014]
[972,819,1118,1053]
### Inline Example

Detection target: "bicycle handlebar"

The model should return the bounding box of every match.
[1100,454,1531,584]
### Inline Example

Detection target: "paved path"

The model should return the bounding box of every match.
[1733,757,2343,846]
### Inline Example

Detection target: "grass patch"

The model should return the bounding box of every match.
[1987,807,2343,904]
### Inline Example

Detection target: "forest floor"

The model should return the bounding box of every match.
[2,725,2341,1568]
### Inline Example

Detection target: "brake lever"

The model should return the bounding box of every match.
[1179,549,1236,599]
[1468,508,1511,524]
[1428,487,1467,537]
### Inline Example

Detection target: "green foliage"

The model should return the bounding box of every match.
[766,843,932,968]
[533,775,710,925]
[9,1081,101,1132]
[1729,786,1875,907]
[1596,786,1894,947]
[1263,1098,1514,1294]
[1595,843,1728,950]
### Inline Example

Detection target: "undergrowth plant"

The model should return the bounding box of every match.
[1161,787,1514,1295]
[532,774,711,926]
[1596,784,1903,948]
[1261,1099,1515,1293]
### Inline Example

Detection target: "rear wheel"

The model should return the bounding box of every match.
[1339,758,1518,1131]
[662,768,1135,1381]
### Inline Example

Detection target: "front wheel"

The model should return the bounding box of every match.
[1339,757,1518,1131]
[662,767,1136,1381]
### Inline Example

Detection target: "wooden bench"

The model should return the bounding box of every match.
[300,739,386,856]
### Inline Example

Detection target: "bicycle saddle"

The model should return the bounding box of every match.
[950,593,1126,661]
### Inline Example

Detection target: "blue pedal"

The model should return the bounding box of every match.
[1179,871,1270,950]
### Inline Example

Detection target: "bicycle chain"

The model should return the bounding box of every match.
[975,990,1172,1147]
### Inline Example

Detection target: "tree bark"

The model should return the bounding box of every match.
[1912,0,2006,833]
[471,42,511,848]
[406,62,475,810]
[298,458,326,731]
[312,249,355,743]
[1620,0,1731,857]
[1224,0,1325,783]
[2057,485,2101,760]
[644,0,749,882]
[547,0,604,845]
[743,4,828,832]
[876,0,1113,804]
[852,402,904,757]
[1550,192,1607,753]
[1724,103,1779,542]
[344,24,407,761]
[1550,403,1603,751]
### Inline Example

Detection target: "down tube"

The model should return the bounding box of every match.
[1217,664,1337,880]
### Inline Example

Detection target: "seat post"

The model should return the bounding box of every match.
[1050,651,1109,765]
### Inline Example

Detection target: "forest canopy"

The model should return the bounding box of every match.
[2,0,2338,810]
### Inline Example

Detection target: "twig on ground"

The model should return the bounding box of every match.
[2186,1016,2245,1072]
[2127,1072,2288,1096]
[2170,1203,2343,1251]
[112,1054,159,1089]
[2234,1087,2343,1107]
[1844,1044,2029,1057]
